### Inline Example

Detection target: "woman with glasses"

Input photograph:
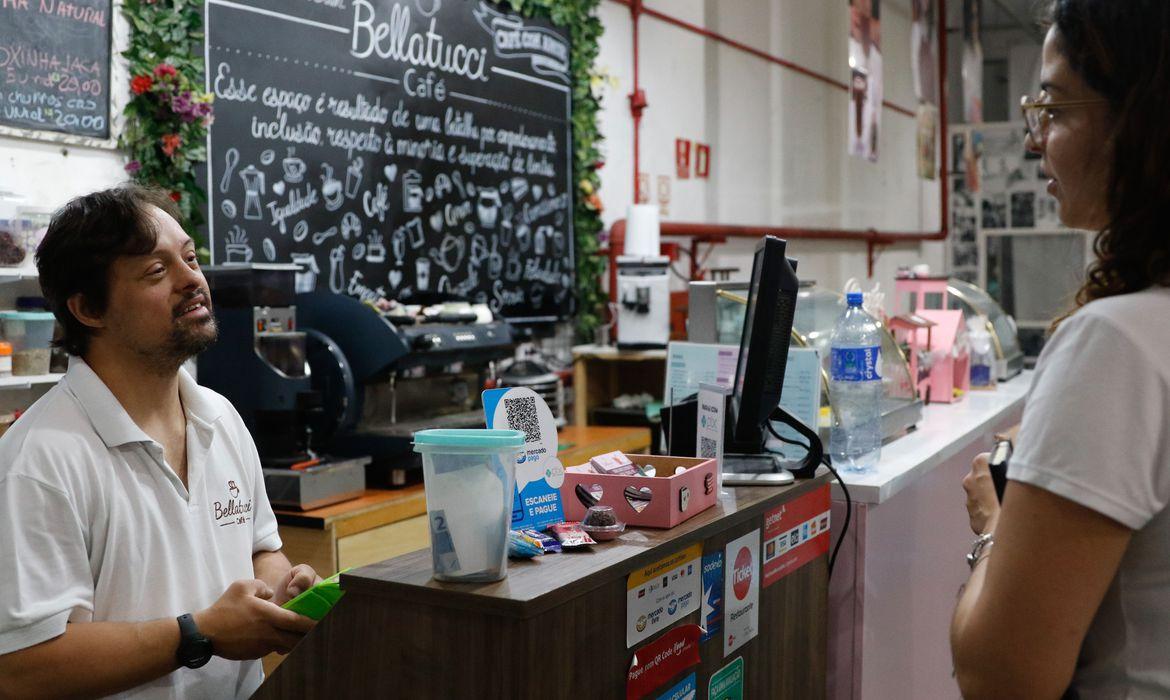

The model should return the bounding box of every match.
[951,1,1170,697]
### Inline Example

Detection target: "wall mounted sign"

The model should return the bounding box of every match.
[205,0,575,321]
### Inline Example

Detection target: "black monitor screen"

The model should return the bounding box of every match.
[731,236,800,450]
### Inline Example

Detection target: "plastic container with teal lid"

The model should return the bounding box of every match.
[413,429,525,582]
[0,311,56,376]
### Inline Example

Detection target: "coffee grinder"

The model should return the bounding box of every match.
[616,204,671,349]
[198,264,366,509]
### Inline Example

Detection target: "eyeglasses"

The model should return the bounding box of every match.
[1019,92,1108,142]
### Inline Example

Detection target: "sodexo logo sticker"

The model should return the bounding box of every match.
[732,546,753,601]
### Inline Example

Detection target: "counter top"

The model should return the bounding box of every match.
[340,469,831,619]
[836,371,1033,504]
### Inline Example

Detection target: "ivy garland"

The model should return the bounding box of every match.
[501,0,609,343]
[121,0,607,341]
[121,0,213,253]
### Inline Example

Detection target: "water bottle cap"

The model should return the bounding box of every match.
[846,292,864,306]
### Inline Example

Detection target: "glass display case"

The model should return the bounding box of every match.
[946,277,1025,380]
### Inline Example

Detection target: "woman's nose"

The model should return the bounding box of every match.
[1024,129,1043,155]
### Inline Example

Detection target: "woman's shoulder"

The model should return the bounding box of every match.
[1078,284,1169,314]
[1058,286,1170,368]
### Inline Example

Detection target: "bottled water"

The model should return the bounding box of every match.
[829,292,883,473]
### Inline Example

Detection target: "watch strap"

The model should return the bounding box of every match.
[966,533,995,571]
[175,613,213,669]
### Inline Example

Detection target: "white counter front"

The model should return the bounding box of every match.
[835,371,1034,505]
[828,371,1033,700]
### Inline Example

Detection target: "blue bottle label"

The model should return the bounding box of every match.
[830,346,882,382]
[971,365,992,386]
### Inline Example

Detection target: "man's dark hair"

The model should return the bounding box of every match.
[36,184,182,357]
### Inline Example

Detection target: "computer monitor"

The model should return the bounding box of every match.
[726,235,822,479]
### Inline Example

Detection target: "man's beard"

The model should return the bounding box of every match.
[135,316,219,375]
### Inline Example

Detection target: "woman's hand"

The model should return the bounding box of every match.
[963,452,1001,535]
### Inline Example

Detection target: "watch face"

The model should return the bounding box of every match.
[181,638,213,669]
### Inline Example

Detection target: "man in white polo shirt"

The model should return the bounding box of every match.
[0,185,319,698]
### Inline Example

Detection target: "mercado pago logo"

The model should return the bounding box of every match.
[732,546,753,601]
[213,480,253,527]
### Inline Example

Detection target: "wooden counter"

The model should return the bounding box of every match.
[273,425,652,576]
[258,471,831,699]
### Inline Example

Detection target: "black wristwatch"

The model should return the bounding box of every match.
[175,613,214,669]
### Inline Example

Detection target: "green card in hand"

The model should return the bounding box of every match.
[281,569,349,621]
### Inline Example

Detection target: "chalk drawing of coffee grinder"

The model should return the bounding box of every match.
[403,170,424,213]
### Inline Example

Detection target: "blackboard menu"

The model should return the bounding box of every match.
[206,0,574,322]
[0,0,111,138]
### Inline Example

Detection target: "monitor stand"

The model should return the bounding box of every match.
[721,406,823,487]
[722,454,796,486]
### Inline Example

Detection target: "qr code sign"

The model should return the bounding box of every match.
[505,396,542,443]
[699,436,718,459]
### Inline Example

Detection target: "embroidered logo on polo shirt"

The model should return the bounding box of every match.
[214,480,253,527]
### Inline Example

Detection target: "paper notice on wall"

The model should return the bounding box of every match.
[763,347,822,462]
[723,529,760,656]
[762,485,832,588]
[848,0,883,162]
[626,543,703,647]
[664,342,738,407]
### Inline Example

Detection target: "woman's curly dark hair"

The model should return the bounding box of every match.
[1049,0,1170,326]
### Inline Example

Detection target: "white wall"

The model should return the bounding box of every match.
[595,0,946,299]
[0,1,951,313]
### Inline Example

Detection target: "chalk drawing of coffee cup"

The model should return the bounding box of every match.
[321,163,344,211]
[225,243,253,263]
[291,253,319,292]
[476,188,501,229]
[345,157,364,199]
[282,148,307,183]
[403,171,423,213]
[416,258,431,291]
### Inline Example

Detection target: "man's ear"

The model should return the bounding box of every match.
[66,293,105,331]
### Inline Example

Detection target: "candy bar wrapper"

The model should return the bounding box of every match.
[521,528,562,554]
[546,521,596,549]
[508,530,544,559]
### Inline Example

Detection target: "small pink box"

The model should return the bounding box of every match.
[560,455,718,529]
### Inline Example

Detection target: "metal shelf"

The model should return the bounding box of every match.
[0,373,62,390]
[0,266,37,282]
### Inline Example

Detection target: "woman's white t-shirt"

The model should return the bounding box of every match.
[1010,285,1170,698]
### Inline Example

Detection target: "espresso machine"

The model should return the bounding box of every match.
[294,291,517,487]
[197,264,367,509]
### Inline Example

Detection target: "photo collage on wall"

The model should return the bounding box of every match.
[947,123,1061,283]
